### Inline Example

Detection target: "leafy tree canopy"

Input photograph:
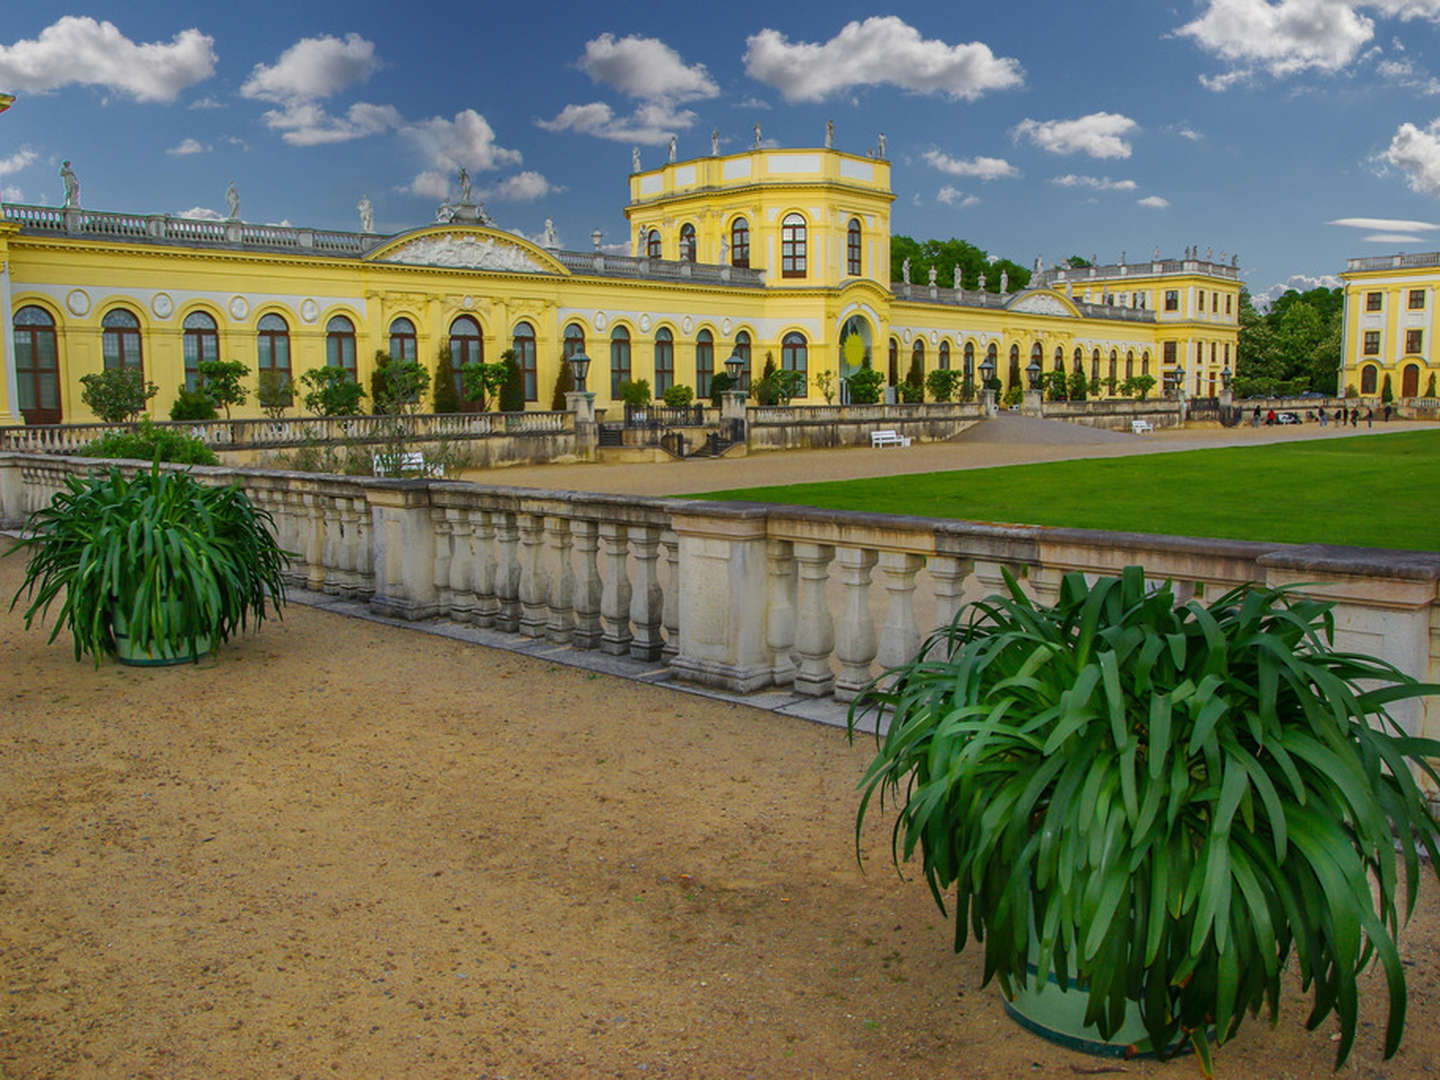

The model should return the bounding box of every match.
[890,235,1031,293]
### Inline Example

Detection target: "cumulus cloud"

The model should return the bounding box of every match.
[578,34,718,102]
[401,171,451,200]
[261,100,403,146]
[0,16,216,103]
[487,171,563,202]
[1050,174,1138,190]
[1376,55,1440,92]
[1255,271,1344,305]
[1174,125,1204,140]
[404,109,522,173]
[742,17,1024,102]
[176,206,224,221]
[537,100,698,147]
[1369,0,1440,18]
[188,96,224,110]
[736,96,772,110]
[1328,215,1440,230]
[240,33,380,103]
[1138,195,1171,208]
[1379,119,1440,195]
[1,184,22,202]
[1176,0,1375,87]
[0,148,38,176]
[921,149,1019,180]
[166,137,208,156]
[936,186,980,207]
[1012,112,1139,159]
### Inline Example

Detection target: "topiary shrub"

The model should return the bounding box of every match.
[169,388,218,421]
[433,346,461,414]
[80,418,220,465]
[1382,373,1394,403]
[847,367,885,404]
[662,384,694,408]
[497,349,525,412]
[619,379,652,406]
[551,356,575,410]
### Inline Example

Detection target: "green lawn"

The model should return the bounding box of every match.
[690,430,1440,552]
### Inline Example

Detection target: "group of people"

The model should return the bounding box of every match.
[1252,405,1388,428]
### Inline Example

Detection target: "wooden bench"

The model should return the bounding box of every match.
[871,429,912,448]
[373,450,442,477]
[1131,419,1154,435]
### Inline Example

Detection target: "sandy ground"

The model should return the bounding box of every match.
[4,418,1440,1079]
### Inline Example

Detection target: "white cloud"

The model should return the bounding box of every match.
[1176,0,1374,86]
[1369,0,1440,18]
[1138,195,1171,208]
[487,171,563,202]
[578,34,718,102]
[224,135,249,150]
[742,16,1024,103]
[1050,174,1138,190]
[0,148,38,176]
[2,185,23,202]
[600,241,631,255]
[404,109,522,172]
[1013,112,1139,159]
[260,100,403,146]
[921,149,1019,180]
[1365,231,1424,240]
[176,206,224,220]
[737,96,772,110]
[1376,55,1440,92]
[1379,119,1440,195]
[166,137,208,156]
[537,100,697,147]
[401,171,451,200]
[1328,215,1440,230]
[1255,271,1344,305]
[188,96,224,110]
[1175,125,1204,141]
[936,186,980,206]
[0,16,216,103]
[240,33,380,103]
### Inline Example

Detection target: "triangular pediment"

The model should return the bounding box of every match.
[1005,289,1079,317]
[366,226,564,274]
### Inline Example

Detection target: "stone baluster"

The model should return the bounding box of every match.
[973,559,1019,602]
[571,519,603,650]
[333,497,359,599]
[929,555,974,631]
[469,509,498,627]
[660,529,680,662]
[876,552,925,677]
[322,495,344,596]
[493,511,521,632]
[765,540,798,686]
[447,509,476,620]
[629,525,665,661]
[792,542,836,696]
[432,514,454,614]
[287,492,310,588]
[834,546,879,702]
[1171,579,1199,605]
[598,523,632,656]
[518,513,550,637]
[302,491,326,592]
[545,515,575,644]
[352,497,375,601]
[1028,565,1065,609]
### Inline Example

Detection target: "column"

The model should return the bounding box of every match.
[571,519,603,650]
[545,515,575,644]
[792,542,836,697]
[469,508,499,627]
[876,551,924,675]
[598,523,632,655]
[629,524,665,661]
[833,546,879,702]
[0,258,23,425]
[517,513,549,638]
[765,539,797,685]
[660,529,680,662]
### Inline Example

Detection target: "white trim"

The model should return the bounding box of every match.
[0,261,23,423]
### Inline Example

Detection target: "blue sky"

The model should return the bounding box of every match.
[4,2,1440,303]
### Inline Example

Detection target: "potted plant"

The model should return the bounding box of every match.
[8,464,289,666]
[850,567,1440,1074]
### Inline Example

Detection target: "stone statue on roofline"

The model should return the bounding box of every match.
[999,269,1008,294]
[877,132,887,158]
[754,122,762,149]
[978,270,987,291]
[632,146,641,172]
[825,119,833,149]
[458,167,472,205]
[954,264,962,290]
[60,160,80,208]
[711,128,719,155]
[668,136,677,162]
[357,193,374,233]
[542,218,558,248]
[225,181,240,220]
[901,257,911,285]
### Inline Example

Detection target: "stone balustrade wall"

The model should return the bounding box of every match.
[3,453,1437,777]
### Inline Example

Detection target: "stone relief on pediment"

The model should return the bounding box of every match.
[1007,292,1074,317]
[377,233,552,274]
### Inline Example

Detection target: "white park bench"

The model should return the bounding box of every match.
[1131,419,1155,435]
[871,429,912,448]
[373,450,442,477]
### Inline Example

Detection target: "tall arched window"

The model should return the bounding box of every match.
[1092,348,1101,385]
[1361,365,1378,394]
[326,315,357,380]
[1054,346,1065,374]
[1108,350,1118,384]
[679,223,696,262]
[257,313,292,405]
[847,218,862,276]
[654,328,674,395]
[963,341,975,380]
[888,338,899,385]
[911,340,925,382]
[13,305,61,425]
[101,308,143,375]
[781,331,808,396]
[610,326,631,398]
[388,317,417,363]
[450,315,483,409]
[1141,350,1150,377]
[563,323,586,361]
[781,213,806,278]
[513,321,537,402]
[647,229,662,259]
[1126,350,1135,380]
[1009,344,1023,392]
[731,218,750,268]
[183,311,219,391]
[732,330,751,390]
[938,341,950,370]
[696,329,714,398]
[1073,346,1084,377]
[985,343,998,384]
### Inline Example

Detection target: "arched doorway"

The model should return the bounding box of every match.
[838,316,873,404]
[1402,363,1420,398]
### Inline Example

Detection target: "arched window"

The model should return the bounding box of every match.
[696,329,714,398]
[257,313,292,406]
[1092,348,1101,385]
[911,340,925,382]
[101,308,143,375]
[732,330,751,390]
[1009,344,1023,391]
[450,315,483,408]
[986,343,998,384]
[679,223,696,262]
[1109,350,1118,384]
[647,229,662,259]
[888,338,899,385]
[610,326,631,398]
[938,341,950,370]
[1126,350,1135,380]
[563,323,586,361]
[654,327,674,395]
[1141,350,1150,377]
[388,317,417,363]
[513,321,537,402]
[781,332,808,396]
[1054,346,1065,374]
[963,341,974,380]
[1361,365,1378,394]
[781,213,806,278]
[847,218,862,276]
[326,315,357,380]
[183,311,219,391]
[1073,346,1084,377]
[13,305,61,425]
[731,218,750,268]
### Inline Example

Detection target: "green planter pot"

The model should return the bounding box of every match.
[111,605,215,667]
[1002,965,1186,1059]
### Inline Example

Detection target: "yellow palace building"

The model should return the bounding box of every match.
[1340,253,1440,400]
[0,143,1241,426]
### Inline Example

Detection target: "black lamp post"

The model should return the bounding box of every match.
[1221,363,1232,390]
[723,352,745,385]
[1026,358,1043,390]
[568,351,591,393]
[1175,364,1186,398]
[978,356,996,386]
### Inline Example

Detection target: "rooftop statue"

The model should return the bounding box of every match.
[753,122,762,149]
[668,136,676,162]
[632,146,641,172]
[542,217,558,248]
[711,128,718,156]
[357,193,374,233]
[458,167,472,205]
[877,132,886,158]
[825,119,833,149]
[901,257,911,285]
[226,181,239,221]
[60,160,79,209]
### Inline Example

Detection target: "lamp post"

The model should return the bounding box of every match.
[978,355,998,416]
[568,351,590,393]
[1219,362,1234,407]
[564,351,597,455]
[720,352,749,428]
[1023,356,1044,416]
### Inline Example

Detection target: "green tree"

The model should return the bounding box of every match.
[847,366,885,404]
[196,359,249,420]
[890,235,1031,292]
[1068,368,1088,401]
[550,355,575,409]
[1308,320,1341,396]
[79,368,158,423]
[256,370,293,419]
[1044,369,1068,402]
[1382,373,1394,403]
[925,368,956,402]
[497,348,524,412]
[168,388,218,421]
[662,384,694,407]
[432,346,461,413]
[1131,373,1156,401]
[299,366,367,416]
[461,360,510,411]
[708,370,734,405]
[619,378,652,406]
[372,354,430,415]
[903,350,925,402]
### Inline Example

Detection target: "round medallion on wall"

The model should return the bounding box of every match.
[300,299,319,323]
[150,292,174,319]
[65,289,90,317]
[594,311,607,330]
[462,295,474,310]
[721,317,732,335]
[902,329,912,344]
[682,316,693,334]
[639,314,651,332]
[229,295,249,320]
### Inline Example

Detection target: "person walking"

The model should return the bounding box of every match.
[1366,407,1373,427]
[1319,408,1328,427]
[1350,407,1358,427]
[1384,403,1393,422]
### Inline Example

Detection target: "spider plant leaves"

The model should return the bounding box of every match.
[847,568,1440,1073]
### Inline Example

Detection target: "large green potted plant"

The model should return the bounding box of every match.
[850,567,1440,1074]
[8,465,289,666]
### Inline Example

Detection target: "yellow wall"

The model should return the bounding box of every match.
[1340,262,1440,398]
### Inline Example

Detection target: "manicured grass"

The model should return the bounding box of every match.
[691,430,1440,552]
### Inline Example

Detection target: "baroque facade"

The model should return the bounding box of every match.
[0,146,1242,426]
[1340,253,1440,399]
